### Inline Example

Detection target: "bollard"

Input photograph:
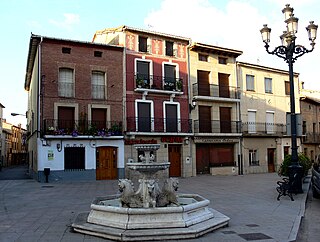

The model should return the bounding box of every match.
[44,168,50,183]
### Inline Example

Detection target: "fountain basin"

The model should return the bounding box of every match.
[72,193,230,241]
[127,162,170,172]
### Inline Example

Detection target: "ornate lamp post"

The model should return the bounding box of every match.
[260,4,318,193]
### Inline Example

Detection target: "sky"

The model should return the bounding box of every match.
[1,0,320,128]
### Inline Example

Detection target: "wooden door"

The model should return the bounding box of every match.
[218,73,230,98]
[267,148,275,173]
[96,147,117,180]
[199,106,211,133]
[169,145,181,177]
[197,70,210,96]
[196,144,210,174]
[220,107,232,133]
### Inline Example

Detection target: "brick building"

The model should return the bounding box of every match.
[25,35,125,181]
[93,26,193,178]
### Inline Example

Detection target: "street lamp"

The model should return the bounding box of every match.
[260,4,318,193]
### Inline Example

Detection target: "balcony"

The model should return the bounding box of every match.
[242,122,286,136]
[302,132,320,143]
[126,117,192,134]
[43,119,123,137]
[194,120,241,134]
[135,75,183,92]
[192,83,240,100]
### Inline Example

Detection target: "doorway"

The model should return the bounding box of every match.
[168,145,181,177]
[267,148,275,173]
[96,146,117,180]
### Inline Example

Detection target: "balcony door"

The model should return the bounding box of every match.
[266,112,274,134]
[165,104,178,132]
[199,106,211,133]
[138,102,151,132]
[92,108,107,130]
[197,70,210,96]
[248,110,256,134]
[164,64,176,90]
[220,107,232,133]
[58,107,74,131]
[137,60,150,87]
[218,73,230,98]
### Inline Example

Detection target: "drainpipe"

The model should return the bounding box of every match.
[187,41,195,176]
[236,62,243,175]
[37,36,43,139]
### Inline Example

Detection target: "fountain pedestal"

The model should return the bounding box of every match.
[72,143,230,241]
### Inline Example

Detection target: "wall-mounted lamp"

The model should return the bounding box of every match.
[189,99,197,110]
[41,139,50,146]
[184,137,189,145]
[56,140,62,152]
[11,112,27,117]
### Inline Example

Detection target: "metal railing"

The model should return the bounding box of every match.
[302,132,320,143]
[192,83,240,99]
[242,122,286,135]
[135,74,183,91]
[43,119,123,136]
[126,117,192,133]
[194,120,241,133]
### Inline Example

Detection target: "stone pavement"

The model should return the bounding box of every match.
[0,172,309,242]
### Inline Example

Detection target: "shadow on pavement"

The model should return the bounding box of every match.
[0,164,31,180]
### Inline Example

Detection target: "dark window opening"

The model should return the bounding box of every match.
[94,51,102,57]
[62,47,71,54]
[64,147,85,170]
[198,54,208,62]
[285,81,290,95]
[139,36,148,52]
[166,41,174,56]
[218,57,227,64]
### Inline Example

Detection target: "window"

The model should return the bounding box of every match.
[265,77,272,93]
[136,60,150,88]
[165,104,178,132]
[246,74,255,91]
[91,108,107,130]
[285,81,290,95]
[248,110,256,133]
[94,51,102,57]
[58,106,75,132]
[58,68,74,97]
[62,47,71,54]
[302,121,307,135]
[64,147,85,170]
[266,112,274,134]
[92,71,105,99]
[249,149,259,166]
[218,57,227,64]
[165,41,174,56]
[164,64,177,91]
[137,102,152,132]
[138,36,148,52]
[198,54,208,62]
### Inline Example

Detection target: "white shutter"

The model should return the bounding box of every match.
[248,111,256,133]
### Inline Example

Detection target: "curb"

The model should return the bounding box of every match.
[288,176,311,242]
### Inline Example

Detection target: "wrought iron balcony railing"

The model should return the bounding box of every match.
[302,132,320,143]
[126,117,192,133]
[135,74,183,92]
[43,119,123,137]
[242,122,286,136]
[194,120,241,134]
[192,83,240,99]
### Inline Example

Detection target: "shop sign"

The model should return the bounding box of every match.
[161,137,183,143]
[194,137,239,143]
[125,139,157,145]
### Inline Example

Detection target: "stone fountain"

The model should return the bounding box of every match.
[72,144,230,241]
